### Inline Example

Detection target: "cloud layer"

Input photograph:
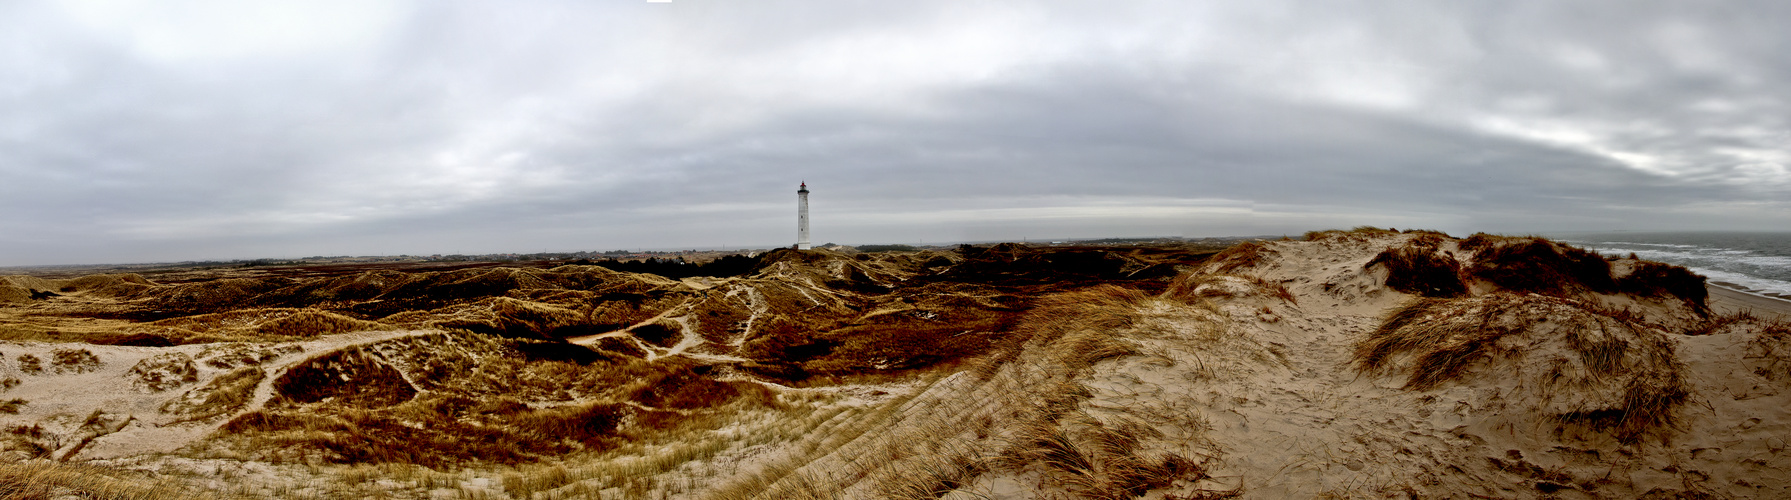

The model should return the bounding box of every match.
[2,0,1787,265]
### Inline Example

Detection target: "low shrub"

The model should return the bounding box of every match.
[1468,238,1614,295]
[1366,247,1467,298]
[1619,261,1709,310]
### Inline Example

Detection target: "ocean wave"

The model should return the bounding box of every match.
[1589,247,1791,267]
[1600,241,1701,248]
[1695,268,1791,295]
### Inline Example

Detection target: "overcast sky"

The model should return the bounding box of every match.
[3,1,1788,265]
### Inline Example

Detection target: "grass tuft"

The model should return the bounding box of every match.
[0,460,200,499]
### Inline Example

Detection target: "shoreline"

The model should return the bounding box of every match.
[1707,282,1791,320]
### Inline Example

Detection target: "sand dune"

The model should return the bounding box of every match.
[2,231,1789,498]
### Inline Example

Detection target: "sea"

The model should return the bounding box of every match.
[1552,232,1791,297]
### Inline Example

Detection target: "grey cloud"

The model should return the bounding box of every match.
[2,0,1789,265]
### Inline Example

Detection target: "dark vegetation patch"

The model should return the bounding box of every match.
[856,244,918,253]
[739,317,833,363]
[579,253,762,279]
[273,349,416,408]
[89,332,174,347]
[508,339,609,365]
[1467,237,1615,295]
[628,363,760,410]
[803,307,1017,376]
[938,243,1174,287]
[1454,233,1709,310]
[630,322,681,348]
[1619,261,1709,309]
[1367,247,1468,298]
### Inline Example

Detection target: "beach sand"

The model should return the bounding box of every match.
[1709,282,1791,320]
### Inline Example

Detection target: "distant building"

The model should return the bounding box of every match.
[797,182,812,250]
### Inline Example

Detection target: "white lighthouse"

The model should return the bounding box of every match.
[796,182,811,250]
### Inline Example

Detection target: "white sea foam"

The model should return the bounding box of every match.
[1603,241,1700,248]
[1695,268,1791,295]
[1586,245,1791,295]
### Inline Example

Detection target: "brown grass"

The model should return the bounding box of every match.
[1208,242,1274,273]
[0,461,201,500]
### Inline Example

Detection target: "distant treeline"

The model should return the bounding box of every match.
[574,253,762,279]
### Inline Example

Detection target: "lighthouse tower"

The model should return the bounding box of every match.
[796,182,811,250]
